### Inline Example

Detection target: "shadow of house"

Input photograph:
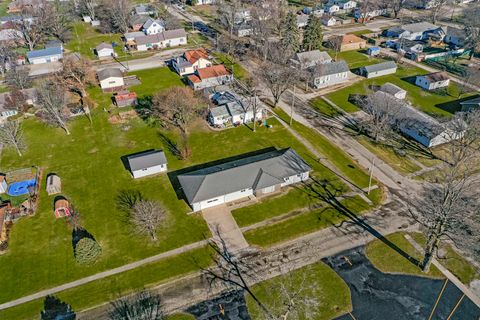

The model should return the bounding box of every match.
[401,75,419,86]
[435,94,480,114]
[40,295,76,320]
[167,147,278,201]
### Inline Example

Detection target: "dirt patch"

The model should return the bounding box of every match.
[108,110,138,124]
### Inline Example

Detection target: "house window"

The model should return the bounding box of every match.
[207,198,218,203]
[109,81,116,84]
[241,189,246,192]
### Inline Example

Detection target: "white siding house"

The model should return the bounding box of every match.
[27,46,63,64]
[171,48,212,76]
[135,29,187,51]
[95,43,115,58]
[360,61,397,79]
[97,68,124,90]
[312,60,349,88]
[142,18,165,35]
[127,150,168,179]
[415,72,450,90]
[178,148,311,212]
[379,83,407,100]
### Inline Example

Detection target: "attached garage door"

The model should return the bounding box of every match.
[199,196,225,210]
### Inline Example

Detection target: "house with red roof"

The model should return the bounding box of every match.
[187,65,233,90]
[171,48,213,76]
[114,90,138,107]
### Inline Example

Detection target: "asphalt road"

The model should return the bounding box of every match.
[326,247,480,320]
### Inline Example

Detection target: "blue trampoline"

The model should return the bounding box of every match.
[7,179,37,196]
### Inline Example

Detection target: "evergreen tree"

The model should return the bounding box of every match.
[281,12,301,54]
[302,15,323,52]
[74,237,102,265]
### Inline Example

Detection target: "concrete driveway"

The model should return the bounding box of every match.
[202,205,249,253]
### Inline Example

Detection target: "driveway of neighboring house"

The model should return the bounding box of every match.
[202,204,249,252]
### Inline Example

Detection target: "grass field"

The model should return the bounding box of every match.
[366,232,443,278]
[65,22,123,59]
[0,0,11,16]
[0,76,356,312]
[244,195,372,247]
[330,50,386,69]
[212,53,249,80]
[325,63,473,117]
[247,262,352,319]
[127,67,185,97]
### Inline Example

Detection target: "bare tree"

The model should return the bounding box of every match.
[218,0,241,36]
[36,81,70,135]
[427,0,449,24]
[258,60,298,107]
[105,0,132,34]
[13,8,47,50]
[44,1,72,42]
[109,291,165,320]
[409,110,480,272]
[388,0,406,19]
[0,43,17,77]
[152,87,203,159]
[79,0,98,21]
[250,5,274,61]
[55,56,95,122]
[327,36,343,61]
[0,120,25,157]
[5,65,31,90]
[463,7,480,60]
[131,200,166,241]
[4,88,27,112]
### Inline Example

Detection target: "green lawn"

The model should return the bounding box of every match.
[0,246,211,320]
[212,53,249,80]
[0,0,11,16]
[325,64,472,118]
[0,95,352,311]
[127,67,185,97]
[410,233,479,285]
[247,262,352,319]
[244,195,372,247]
[310,97,342,117]
[65,22,123,59]
[330,50,386,69]
[366,232,443,278]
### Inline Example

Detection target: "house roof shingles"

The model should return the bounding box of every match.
[27,46,62,60]
[188,65,231,83]
[185,48,209,64]
[314,60,349,77]
[97,68,123,81]
[178,148,311,203]
[419,72,449,83]
[362,61,397,73]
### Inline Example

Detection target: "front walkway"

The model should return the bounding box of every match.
[202,204,249,253]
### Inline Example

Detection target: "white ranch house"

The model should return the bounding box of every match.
[97,68,124,90]
[311,60,349,88]
[127,150,168,179]
[360,61,397,79]
[178,148,311,212]
[135,29,187,51]
[415,72,450,90]
[27,46,63,64]
[95,42,115,59]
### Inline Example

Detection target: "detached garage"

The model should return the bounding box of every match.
[27,46,63,65]
[127,150,168,179]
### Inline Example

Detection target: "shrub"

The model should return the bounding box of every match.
[74,237,101,265]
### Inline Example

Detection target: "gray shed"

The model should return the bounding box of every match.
[46,174,61,195]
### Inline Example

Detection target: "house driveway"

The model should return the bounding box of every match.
[202,205,249,253]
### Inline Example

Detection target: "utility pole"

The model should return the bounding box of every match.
[290,85,296,126]
[368,157,375,195]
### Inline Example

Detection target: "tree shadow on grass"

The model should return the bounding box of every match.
[72,228,95,252]
[300,177,421,268]
[115,189,143,223]
[40,295,76,320]
[158,132,182,159]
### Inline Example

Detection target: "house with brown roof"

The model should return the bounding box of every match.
[114,90,138,107]
[415,72,450,91]
[171,48,213,76]
[329,34,366,52]
[187,65,233,90]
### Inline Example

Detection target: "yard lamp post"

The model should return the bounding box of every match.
[367,157,375,195]
[290,85,296,126]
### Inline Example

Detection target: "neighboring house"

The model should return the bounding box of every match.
[234,21,253,37]
[234,9,251,23]
[209,91,264,127]
[396,39,424,55]
[97,68,124,91]
[354,8,389,20]
[0,29,22,43]
[0,87,36,120]
[311,60,349,88]
[190,0,215,4]
[444,26,466,47]
[187,65,233,90]
[322,15,337,27]
[45,40,64,50]
[368,92,462,147]
[114,90,138,107]
[127,150,168,179]
[134,4,156,16]
[135,29,187,51]
[360,61,397,78]
[171,48,212,76]
[142,18,165,35]
[386,22,444,41]
[379,82,407,100]
[124,31,145,45]
[325,4,340,13]
[296,14,309,28]
[291,50,332,69]
[177,148,311,212]
[367,47,381,56]
[415,72,450,90]
[332,0,357,10]
[329,34,366,51]
[95,42,115,59]
[130,15,149,31]
[459,97,480,111]
[26,46,63,64]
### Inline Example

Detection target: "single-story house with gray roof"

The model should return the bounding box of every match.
[97,68,124,90]
[460,96,480,112]
[27,46,63,64]
[291,50,332,69]
[360,61,397,78]
[177,148,311,211]
[379,82,406,99]
[127,150,168,178]
[311,60,350,88]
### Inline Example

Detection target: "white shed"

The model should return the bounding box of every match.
[379,83,407,100]
[0,175,7,194]
[46,174,61,195]
[360,61,397,79]
[415,72,450,91]
[127,150,168,179]
[95,43,115,59]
